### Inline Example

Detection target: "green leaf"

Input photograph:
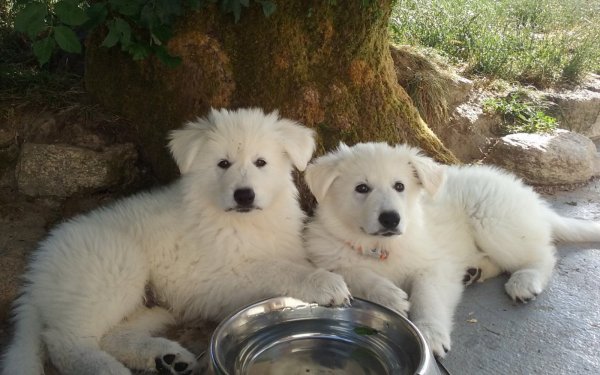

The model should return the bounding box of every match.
[115,18,132,48]
[55,1,89,26]
[54,25,82,53]
[102,20,121,48]
[127,42,151,60]
[188,0,217,9]
[150,25,173,44]
[259,1,276,17]
[156,0,183,23]
[139,4,159,29]
[14,3,48,38]
[109,0,143,17]
[516,113,528,122]
[32,36,56,66]
[101,18,132,49]
[83,3,108,30]
[154,45,182,68]
[240,0,250,7]
[232,1,242,22]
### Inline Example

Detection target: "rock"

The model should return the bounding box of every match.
[582,73,600,93]
[437,98,501,162]
[21,111,126,151]
[594,140,600,177]
[446,75,474,110]
[16,143,138,197]
[22,114,57,143]
[0,124,16,148]
[485,130,597,186]
[545,84,600,140]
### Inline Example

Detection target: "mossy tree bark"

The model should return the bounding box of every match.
[85,0,457,182]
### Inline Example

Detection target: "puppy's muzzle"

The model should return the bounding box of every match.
[233,188,256,212]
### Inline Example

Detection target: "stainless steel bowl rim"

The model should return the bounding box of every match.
[209,296,435,375]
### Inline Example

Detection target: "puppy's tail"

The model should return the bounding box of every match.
[550,213,600,243]
[2,293,45,375]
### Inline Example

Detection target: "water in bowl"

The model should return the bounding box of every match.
[227,319,415,375]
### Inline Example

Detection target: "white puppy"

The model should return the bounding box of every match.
[2,108,350,375]
[304,142,600,357]
[436,161,600,300]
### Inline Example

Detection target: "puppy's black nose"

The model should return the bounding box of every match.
[378,211,400,229]
[234,188,255,207]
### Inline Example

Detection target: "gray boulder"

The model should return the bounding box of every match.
[439,98,501,162]
[16,143,138,197]
[545,76,600,140]
[485,130,597,186]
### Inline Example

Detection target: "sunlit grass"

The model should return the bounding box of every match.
[390,0,600,87]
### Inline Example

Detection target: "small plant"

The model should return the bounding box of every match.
[11,0,276,67]
[483,92,558,134]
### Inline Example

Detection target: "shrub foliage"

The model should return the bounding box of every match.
[11,0,276,66]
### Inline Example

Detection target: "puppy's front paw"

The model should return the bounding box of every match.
[413,321,451,358]
[302,269,351,306]
[366,281,410,317]
[154,349,199,375]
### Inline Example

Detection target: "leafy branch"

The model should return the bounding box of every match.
[13,0,277,67]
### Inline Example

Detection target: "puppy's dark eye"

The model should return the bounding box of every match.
[254,158,267,168]
[355,184,371,194]
[394,182,405,192]
[217,160,231,169]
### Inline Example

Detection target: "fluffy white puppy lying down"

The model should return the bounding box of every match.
[2,108,350,375]
[303,142,600,357]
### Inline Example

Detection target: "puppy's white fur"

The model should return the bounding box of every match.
[304,142,600,357]
[2,108,350,375]
[440,162,600,297]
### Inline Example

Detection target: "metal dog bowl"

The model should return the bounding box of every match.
[202,297,440,374]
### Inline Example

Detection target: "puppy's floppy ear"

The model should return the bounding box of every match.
[275,115,316,171]
[169,116,212,174]
[304,146,345,202]
[407,149,446,196]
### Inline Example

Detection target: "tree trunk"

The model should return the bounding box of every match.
[85,0,457,183]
